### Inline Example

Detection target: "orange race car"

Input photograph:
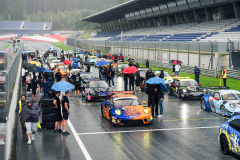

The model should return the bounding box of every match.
[101,91,153,126]
[55,65,69,77]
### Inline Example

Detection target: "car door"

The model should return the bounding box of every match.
[173,80,180,95]
[229,119,240,153]
[213,92,221,113]
[209,92,215,112]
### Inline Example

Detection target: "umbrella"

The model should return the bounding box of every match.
[43,70,53,73]
[72,49,78,52]
[22,62,33,67]
[96,61,109,66]
[122,67,138,74]
[71,58,80,62]
[22,51,28,54]
[112,54,120,57]
[37,67,46,72]
[49,47,54,50]
[28,68,37,72]
[170,60,183,64]
[146,77,168,92]
[62,60,72,64]
[51,81,74,92]
[83,61,90,65]
[28,52,36,56]
[28,65,38,69]
[28,61,37,64]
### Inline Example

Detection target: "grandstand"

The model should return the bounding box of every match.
[0,21,52,35]
[83,0,240,43]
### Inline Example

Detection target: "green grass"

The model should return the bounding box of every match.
[126,61,240,91]
[5,44,11,48]
[83,32,91,39]
[50,42,73,50]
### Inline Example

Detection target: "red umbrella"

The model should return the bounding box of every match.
[122,67,138,74]
[62,60,72,64]
[171,60,183,64]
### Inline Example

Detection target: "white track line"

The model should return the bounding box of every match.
[68,119,92,160]
[77,126,219,136]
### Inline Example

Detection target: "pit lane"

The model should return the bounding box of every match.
[16,41,237,160]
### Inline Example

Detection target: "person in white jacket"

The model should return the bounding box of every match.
[26,73,32,92]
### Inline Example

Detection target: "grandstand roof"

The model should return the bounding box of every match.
[82,0,171,23]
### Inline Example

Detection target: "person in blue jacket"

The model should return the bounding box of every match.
[44,77,52,98]
[194,66,200,84]
[73,61,78,68]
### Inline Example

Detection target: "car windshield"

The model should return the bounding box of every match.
[179,80,198,87]
[222,93,240,100]
[59,66,68,69]
[89,81,108,88]
[114,99,141,106]
[82,74,93,79]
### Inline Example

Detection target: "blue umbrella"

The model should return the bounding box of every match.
[80,51,84,54]
[22,51,28,53]
[71,58,80,62]
[146,77,168,92]
[50,47,54,50]
[72,49,78,52]
[51,81,74,91]
[96,61,109,66]
[43,70,52,73]
[37,67,46,72]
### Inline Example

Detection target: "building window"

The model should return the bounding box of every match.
[146,8,152,13]
[140,10,146,14]
[152,6,160,11]
[134,12,139,16]
[177,0,187,6]
[168,2,177,8]
[159,5,167,10]
[130,13,135,17]
[125,14,130,18]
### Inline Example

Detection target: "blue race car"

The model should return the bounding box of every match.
[219,114,240,156]
[201,90,240,117]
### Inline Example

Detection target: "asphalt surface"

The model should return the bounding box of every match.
[16,41,238,160]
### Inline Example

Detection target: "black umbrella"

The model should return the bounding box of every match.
[83,61,90,65]
[29,65,39,69]
[22,62,33,67]
[28,52,36,56]
[28,68,37,72]
[112,54,119,57]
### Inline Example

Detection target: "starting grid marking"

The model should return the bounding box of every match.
[77,126,220,136]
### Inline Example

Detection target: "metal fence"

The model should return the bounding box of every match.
[0,43,23,160]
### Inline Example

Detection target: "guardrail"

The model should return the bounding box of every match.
[227,69,240,80]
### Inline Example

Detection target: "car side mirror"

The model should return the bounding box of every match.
[173,84,177,87]
[199,83,202,86]
[214,97,219,101]
[142,101,146,105]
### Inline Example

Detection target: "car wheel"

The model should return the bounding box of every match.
[85,94,88,102]
[201,99,206,110]
[177,91,181,99]
[168,87,172,95]
[220,134,229,155]
[101,105,104,117]
[220,106,226,117]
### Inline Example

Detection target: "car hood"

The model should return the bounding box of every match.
[225,100,240,107]
[116,105,151,118]
[186,86,203,91]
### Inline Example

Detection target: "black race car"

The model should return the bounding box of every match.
[116,63,129,76]
[81,73,94,87]
[168,78,206,100]
[82,79,114,101]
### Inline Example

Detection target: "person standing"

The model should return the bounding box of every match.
[99,66,103,78]
[74,73,82,97]
[172,64,175,77]
[146,84,156,116]
[222,66,227,86]
[124,74,128,91]
[38,71,43,94]
[103,66,108,83]
[110,66,115,86]
[194,66,200,84]
[53,92,62,133]
[175,63,181,77]
[129,73,135,91]
[55,69,62,82]
[31,72,38,101]
[85,64,90,72]
[15,94,27,135]
[26,73,32,92]
[44,77,51,99]
[22,67,26,86]
[156,86,164,117]
[62,91,70,135]
[146,68,155,81]
[107,66,111,86]
[73,61,78,68]
[146,60,149,68]
[21,99,41,144]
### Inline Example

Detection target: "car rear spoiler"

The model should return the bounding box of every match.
[107,91,135,96]
[201,86,229,90]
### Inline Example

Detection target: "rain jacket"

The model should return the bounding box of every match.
[31,75,38,89]
[146,60,149,68]
[194,66,200,76]
[20,99,41,122]
[44,77,52,92]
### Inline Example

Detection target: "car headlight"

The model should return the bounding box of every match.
[183,89,187,93]
[89,90,95,95]
[203,89,206,92]
[144,108,149,114]
[115,109,121,115]
[118,69,121,71]
[229,103,236,109]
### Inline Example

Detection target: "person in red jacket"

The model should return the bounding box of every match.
[120,54,124,62]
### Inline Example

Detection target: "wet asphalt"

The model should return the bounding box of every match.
[15,41,238,160]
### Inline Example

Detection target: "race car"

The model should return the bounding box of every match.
[94,58,106,67]
[82,79,114,101]
[81,72,94,87]
[49,60,61,68]
[168,79,205,99]
[201,90,240,117]
[47,56,57,66]
[58,65,69,77]
[101,91,153,126]
[219,114,240,156]
[89,56,98,65]
[116,63,129,75]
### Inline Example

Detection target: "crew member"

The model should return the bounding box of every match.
[194,66,200,84]
[15,94,27,135]
[222,66,227,86]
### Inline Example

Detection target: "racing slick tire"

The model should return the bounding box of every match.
[220,105,226,117]
[220,134,229,155]
[42,113,57,122]
[42,106,55,114]
[41,99,54,107]
[201,99,206,111]
[41,121,55,129]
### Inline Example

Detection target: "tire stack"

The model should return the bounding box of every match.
[41,99,56,129]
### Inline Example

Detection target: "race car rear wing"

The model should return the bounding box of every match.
[200,86,229,90]
[107,91,135,95]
